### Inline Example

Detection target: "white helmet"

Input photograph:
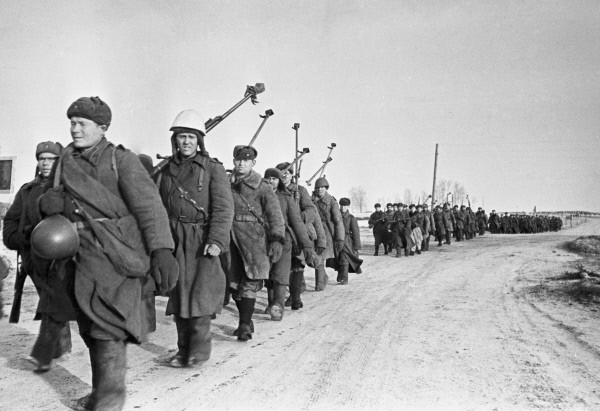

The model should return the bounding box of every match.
[170,109,206,135]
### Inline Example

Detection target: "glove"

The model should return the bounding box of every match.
[39,188,66,216]
[303,247,315,267]
[268,242,283,263]
[315,246,326,256]
[334,240,344,254]
[151,249,179,296]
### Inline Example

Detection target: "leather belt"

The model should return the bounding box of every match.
[170,216,205,224]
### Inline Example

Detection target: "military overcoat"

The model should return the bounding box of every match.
[158,153,234,318]
[229,170,285,281]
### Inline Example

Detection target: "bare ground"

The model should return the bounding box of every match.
[1,218,599,410]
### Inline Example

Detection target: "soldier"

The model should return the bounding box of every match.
[156,110,234,367]
[228,146,285,340]
[476,207,487,236]
[38,97,178,410]
[383,203,395,254]
[433,205,445,246]
[442,203,455,244]
[501,213,511,233]
[263,168,314,320]
[489,209,499,233]
[3,141,72,373]
[395,203,413,257]
[408,204,423,255]
[275,162,326,310]
[421,203,434,251]
[368,203,387,256]
[453,205,465,241]
[334,198,362,284]
[312,177,345,290]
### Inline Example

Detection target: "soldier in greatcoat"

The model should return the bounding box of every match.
[420,203,434,251]
[263,168,314,320]
[433,205,446,246]
[334,197,362,284]
[156,110,234,367]
[311,177,345,290]
[442,203,455,244]
[275,162,326,310]
[228,146,285,341]
[409,204,423,255]
[453,205,465,241]
[38,97,178,410]
[3,141,72,372]
[367,203,387,256]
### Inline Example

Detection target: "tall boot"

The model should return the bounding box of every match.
[339,264,349,285]
[270,284,286,321]
[88,339,127,411]
[395,247,401,258]
[232,299,253,337]
[188,316,211,365]
[237,298,255,341]
[264,287,274,315]
[170,316,190,367]
[289,270,304,310]
[315,264,328,291]
[374,244,379,256]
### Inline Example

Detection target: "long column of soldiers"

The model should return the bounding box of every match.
[368,202,563,257]
[1,89,364,411]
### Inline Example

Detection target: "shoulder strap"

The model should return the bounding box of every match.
[234,190,265,227]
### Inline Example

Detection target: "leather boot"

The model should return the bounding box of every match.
[188,316,211,365]
[395,248,401,258]
[88,339,126,411]
[290,270,304,310]
[315,264,328,291]
[374,245,379,256]
[171,316,189,367]
[270,284,286,321]
[339,265,349,285]
[237,298,255,341]
[232,299,253,337]
[264,287,274,315]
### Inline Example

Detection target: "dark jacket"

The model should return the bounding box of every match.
[433,210,446,235]
[442,209,455,231]
[158,153,234,318]
[45,138,174,343]
[368,210,387,235]
[329,210,363,274]
[3,176,72,320]
[287,183,326,250]
[312,192,345,260]
[229,170,285,281]
[269,186,313,284]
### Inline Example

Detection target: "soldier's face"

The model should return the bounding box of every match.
[70,117,106,149]
[267,177,279,190]
[340,205,348,212]
[175,133,198,158]
[387,206,392,211]
[233,158,255,176]
[316,187,327,197]
[37,153,58,178]
[280,169,292,186]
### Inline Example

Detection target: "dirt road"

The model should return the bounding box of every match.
[1,218,599,410]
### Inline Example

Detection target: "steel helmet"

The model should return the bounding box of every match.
[314,177,329,188]
[170,109,206,136]
[31,215,80,260]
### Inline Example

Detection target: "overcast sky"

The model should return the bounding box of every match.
[1,0,598,212]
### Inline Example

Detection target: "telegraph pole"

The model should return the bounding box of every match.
[431,143,439,204]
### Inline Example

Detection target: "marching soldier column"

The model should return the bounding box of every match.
[0,86,565,411]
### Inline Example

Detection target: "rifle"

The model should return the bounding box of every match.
[9,253,25,323]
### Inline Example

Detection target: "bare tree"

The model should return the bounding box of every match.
[349,186,367,213]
